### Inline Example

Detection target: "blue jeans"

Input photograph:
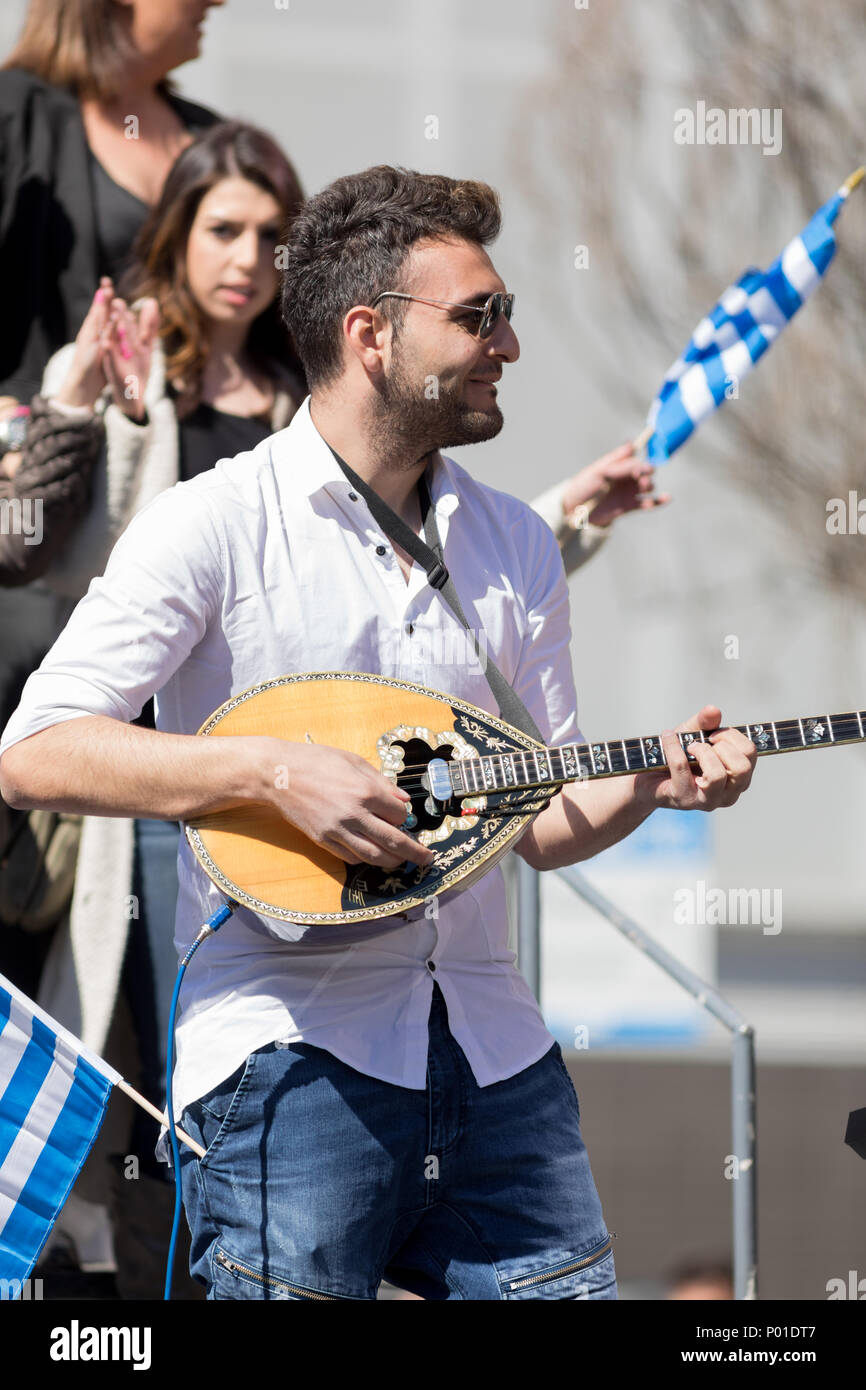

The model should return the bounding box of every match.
[178,982,617,1300]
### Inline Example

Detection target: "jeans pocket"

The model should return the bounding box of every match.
[185,1048,261,1168]
[552,1043,581,1121]
[501,1238,617,1300]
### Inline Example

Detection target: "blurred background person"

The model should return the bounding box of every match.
[0,0,225,1030]
[0,0,228,1295]
[2,119,306,1296]
[0,0,226,404]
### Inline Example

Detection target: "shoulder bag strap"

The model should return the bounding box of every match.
[326,444,546,746]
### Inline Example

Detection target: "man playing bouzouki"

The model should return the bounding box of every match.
[0,167,756,1300]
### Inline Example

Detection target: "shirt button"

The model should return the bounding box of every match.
[426,960,436,972]
[375,544,387,556]
[348,491,358,502]
[407,622,414,635]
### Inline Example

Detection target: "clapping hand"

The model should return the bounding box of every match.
[54,278,159,422]
[101,294,160,422]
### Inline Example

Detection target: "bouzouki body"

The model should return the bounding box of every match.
[185,671,549,943]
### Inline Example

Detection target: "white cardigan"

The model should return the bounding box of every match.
[40,338,297,600]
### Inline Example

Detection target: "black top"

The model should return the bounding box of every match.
[88,153,150,283]
[0,69,219,400]
[177,400,273,482]
[88,95,215,283]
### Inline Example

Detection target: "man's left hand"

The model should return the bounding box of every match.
[635,705,757,812]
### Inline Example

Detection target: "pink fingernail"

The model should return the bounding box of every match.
[95,289,106,303]
[121,344,132,360]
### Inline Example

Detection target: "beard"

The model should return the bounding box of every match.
[369,351,504,464]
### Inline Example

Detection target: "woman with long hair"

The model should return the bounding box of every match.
[0,118,305,1297]
[41,120,306,570]
[0,0,226,1294]
[0,0,225,404]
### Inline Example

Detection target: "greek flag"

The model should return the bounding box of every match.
[0,973,119,1289]
[645,168,864,462]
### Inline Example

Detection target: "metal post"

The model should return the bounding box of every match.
[553,863,758,1299]
[731,1026,758,1301]
[517,855,541,1002]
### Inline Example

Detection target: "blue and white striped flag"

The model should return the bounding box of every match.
[644,168,864,462]
[0,972,120,1289]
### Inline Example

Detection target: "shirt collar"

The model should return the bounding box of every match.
[272,395,460,519]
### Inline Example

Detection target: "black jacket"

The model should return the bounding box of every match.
[0,394,104,586]
[0,68,218,400]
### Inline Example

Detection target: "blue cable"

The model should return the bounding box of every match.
[164,900,235,1301]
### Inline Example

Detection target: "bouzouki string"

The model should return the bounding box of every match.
[393,711,866,801]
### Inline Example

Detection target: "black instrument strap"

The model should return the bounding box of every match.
[325,443,547,747]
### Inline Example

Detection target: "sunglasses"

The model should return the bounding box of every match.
[370,290,515,339]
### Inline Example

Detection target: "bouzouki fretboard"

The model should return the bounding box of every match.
[447,710,866,797]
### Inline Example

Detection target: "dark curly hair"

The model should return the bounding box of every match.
[279,165,501,389]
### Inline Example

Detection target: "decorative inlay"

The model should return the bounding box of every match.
[643,738,662,766]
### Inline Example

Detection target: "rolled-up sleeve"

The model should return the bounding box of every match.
[0,483,224,757]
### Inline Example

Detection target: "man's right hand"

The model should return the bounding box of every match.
[0,721,435,872]
[265,740,436,872]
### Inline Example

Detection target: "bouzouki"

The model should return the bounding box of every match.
[182,671,866,945]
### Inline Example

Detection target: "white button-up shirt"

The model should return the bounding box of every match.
[0,398,582,1116]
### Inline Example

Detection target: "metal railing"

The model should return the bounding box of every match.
[516,857,757,1301]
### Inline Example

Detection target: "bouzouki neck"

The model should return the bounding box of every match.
[446,709,866,798]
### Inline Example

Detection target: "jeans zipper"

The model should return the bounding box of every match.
[215,1248,340,1300]
[505,1236,614,1292]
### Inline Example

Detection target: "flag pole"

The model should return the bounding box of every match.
[632,424,652,454]
[0,969,207,1158]
[116,1079,205,1159]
